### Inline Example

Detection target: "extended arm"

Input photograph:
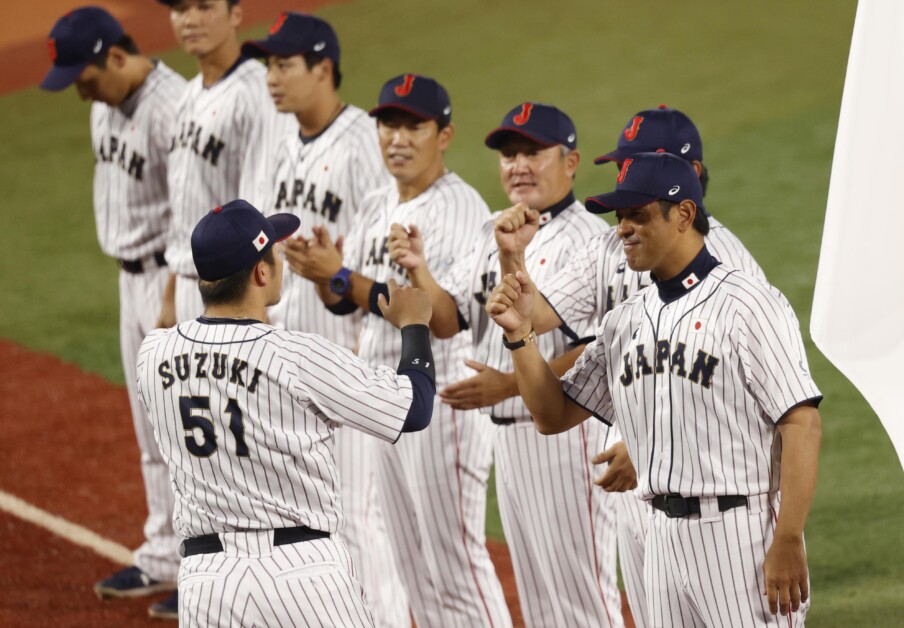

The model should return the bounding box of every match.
[764,403,822,616]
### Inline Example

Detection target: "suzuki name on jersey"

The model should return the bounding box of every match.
[619,340,720,389]
[96,134,146,181]
[157,352,264,392]
[171,119,226,166]
[273,178,343,222]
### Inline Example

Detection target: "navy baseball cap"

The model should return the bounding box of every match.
[369,74,452,126]
[485,102,577,150]
[241,12,340,66]
[40,7,124,92]
[594,106,702,165]
[191,200,300,281]
[585,152,705,214]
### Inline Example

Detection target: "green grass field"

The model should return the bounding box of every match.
[3,0,902,624]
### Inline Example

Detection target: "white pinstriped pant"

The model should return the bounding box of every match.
[176,273,204,323]
[645,493,809,627]
[378,400,511,628]
[494,420,624,628]
[120,266,181,581]
[178,533,374,627]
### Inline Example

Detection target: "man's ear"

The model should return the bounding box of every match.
[675,199,697,232]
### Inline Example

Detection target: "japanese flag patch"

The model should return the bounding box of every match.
[253,231,269,252]
[690,318,707,334]
[682,273,700,289]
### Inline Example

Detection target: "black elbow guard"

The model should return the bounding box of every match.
[398,324,436,383]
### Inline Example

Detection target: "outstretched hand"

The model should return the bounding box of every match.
[388,223,425,271]
[439,360,516,409]
[377,279,433,329]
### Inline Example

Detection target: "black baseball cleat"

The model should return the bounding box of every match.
[148,590,179,621]
[94,566,176,599]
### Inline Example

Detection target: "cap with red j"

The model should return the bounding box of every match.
[485,102,577,150]
[369,74,452,126]
[40,7,124,92]
[585,152,705,215]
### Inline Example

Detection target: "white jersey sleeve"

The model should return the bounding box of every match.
[287,333,412,442]
[560,324,616,425]
[729,274,822,421]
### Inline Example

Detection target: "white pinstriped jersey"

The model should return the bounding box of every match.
[344,173,489,387]
[265,105,390,348]
[440,199,607,420]
[165,58,296,277]
[544,216,766,328]
[89,61,185,260]
[136,318,413,539]
[561,262,822,500]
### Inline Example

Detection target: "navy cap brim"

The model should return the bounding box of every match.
[269,213,301,242]
[40,63,87,92]
[241,39,305,59]
[484,126,557,150]
[585,191,660,214]
[593,148,636,165]
[368,103,436,120]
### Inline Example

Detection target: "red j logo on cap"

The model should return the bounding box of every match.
[513,103,533,126]
[47,38,57,62]
[617,158,633,184]
[624,116,644,141]
[394,74,416,97]
[269,13,288,35]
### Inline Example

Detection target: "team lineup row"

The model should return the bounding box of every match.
[41,1,822,627]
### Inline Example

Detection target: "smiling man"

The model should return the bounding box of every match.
[154,0,294,332]
[288,74,511,628]
[239,13,404,627]
[487,152,823,627]
[40,6,187,619]
[387,103,625,627]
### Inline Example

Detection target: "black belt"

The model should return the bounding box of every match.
[651,494,748,518]
[119,251,167,274]
[490,415,516,426]
[180,526,330,557]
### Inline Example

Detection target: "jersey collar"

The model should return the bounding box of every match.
[197,316,264,326]
[651,246,721,303]
[537,191,575,228]
[299,104,348,145]
[204,55,251,90]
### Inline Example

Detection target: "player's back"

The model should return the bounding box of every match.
[136,318,412,539]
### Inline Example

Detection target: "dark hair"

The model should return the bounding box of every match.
[198,248,275,307]
[375,108,449,131]
[658,200,710,236]
[302,52,342,89]
[90,35,140,69]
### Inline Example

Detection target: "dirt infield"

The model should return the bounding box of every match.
[0,338,636,626]
[0,0,338,94]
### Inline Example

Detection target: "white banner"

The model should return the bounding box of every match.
[811,0,904,470]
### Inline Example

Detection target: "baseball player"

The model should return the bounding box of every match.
[136,198,438,627]
[388,103,624,627]
[155,0,294,327]
[40,7,187,618]
[497,106,768,627]
[239,14,405,626]
[488,152,822,627]
[290,75,511,627]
